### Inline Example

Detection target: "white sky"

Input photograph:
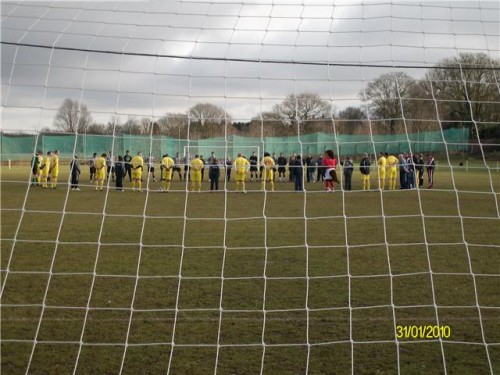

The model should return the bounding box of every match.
[1,0,499,130]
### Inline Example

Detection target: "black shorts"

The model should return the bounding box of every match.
[107,166,115,174]
[90,167,96,174]
[173,167,181,173]
[250,166,258,172]
[278,167,286,173]
[148,166,155,172]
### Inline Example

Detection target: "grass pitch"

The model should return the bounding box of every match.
[1,163,499,374]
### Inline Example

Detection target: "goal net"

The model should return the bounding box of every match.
[1,1,499,374]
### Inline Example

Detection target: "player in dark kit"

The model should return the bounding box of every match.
[124,150,132,182]
[115,155,126,191]
[277,152,287,182]
[249,151,258,181]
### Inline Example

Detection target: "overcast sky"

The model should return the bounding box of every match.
[1,0,499,131]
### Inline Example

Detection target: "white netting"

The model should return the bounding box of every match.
[1,1,499,374]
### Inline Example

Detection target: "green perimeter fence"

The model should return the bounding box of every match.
[1,129,468,162]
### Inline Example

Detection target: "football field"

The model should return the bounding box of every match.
[1,163,499,374]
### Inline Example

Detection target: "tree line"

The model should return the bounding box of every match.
[52,53,499,141]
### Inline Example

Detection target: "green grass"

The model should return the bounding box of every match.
[1,164,499,374]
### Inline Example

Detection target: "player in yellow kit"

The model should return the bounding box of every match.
[49,150,60,189]
[160,153,175,192]
[190,154,204,192]
[40,151,52,188]
[377,151,387,190]
[234,153,250,193]
[386,152,399,190]
[261,152,275,192]
[94,153,107,191]
[131,152,144,192]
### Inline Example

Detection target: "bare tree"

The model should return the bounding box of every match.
[53,98,92,133]
[158,113,189,138]
[424,52,500,138]
[188,103,232,138]
[271,93,332,130]
[121,117,142,135]
[360,72,415,134]
[336,106,368,135]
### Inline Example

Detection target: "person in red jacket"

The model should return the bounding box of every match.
[323,150,340,192]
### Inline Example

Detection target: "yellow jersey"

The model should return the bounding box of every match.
[378,156,387,170]
[162,156,174,170]
[261,156,275,170]
[386,155,398,168]
[131,155,144,170]
[95,156,106,171]
[41,156,51,173]
[234,156,250,173]
[190,157,204,172]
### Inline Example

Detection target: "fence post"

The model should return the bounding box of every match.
[8,159,11,170]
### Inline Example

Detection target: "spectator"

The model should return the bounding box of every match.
[406,153,415,189]
[31,150,43,186]
[70,155,81,191]
[359,153,371,191]
[123,150,132,182]
[183,153,190,181]
[277,152,287,182]
[288,153,297,182]
[115,155,126,191]
[146,154,156,182]
[200,155,206,181]
[426,154,436,188]
[316,154,324,182]
[323,150,339,192]
[225,157,233,181]
[415,153,424,189]
[249,151,258,181]
[305,154,315,183]
[173,152,182,181]
[399,154,408,189]
[106,151,115,182]
[343,156,354,191]
[89,152,97,183]
[292,155,304,191]
[209,157,220,191]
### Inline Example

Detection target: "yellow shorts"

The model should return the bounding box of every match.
[378,170,386,179]
[162,169,172,181]
[263,170,273,181]
[132,170,142,180]
[235,171,246,182]
[191,171,201,182]
[51,169,59,178]
[361,174,370,181]
[388,167,397,179]
[95,170,105,180]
